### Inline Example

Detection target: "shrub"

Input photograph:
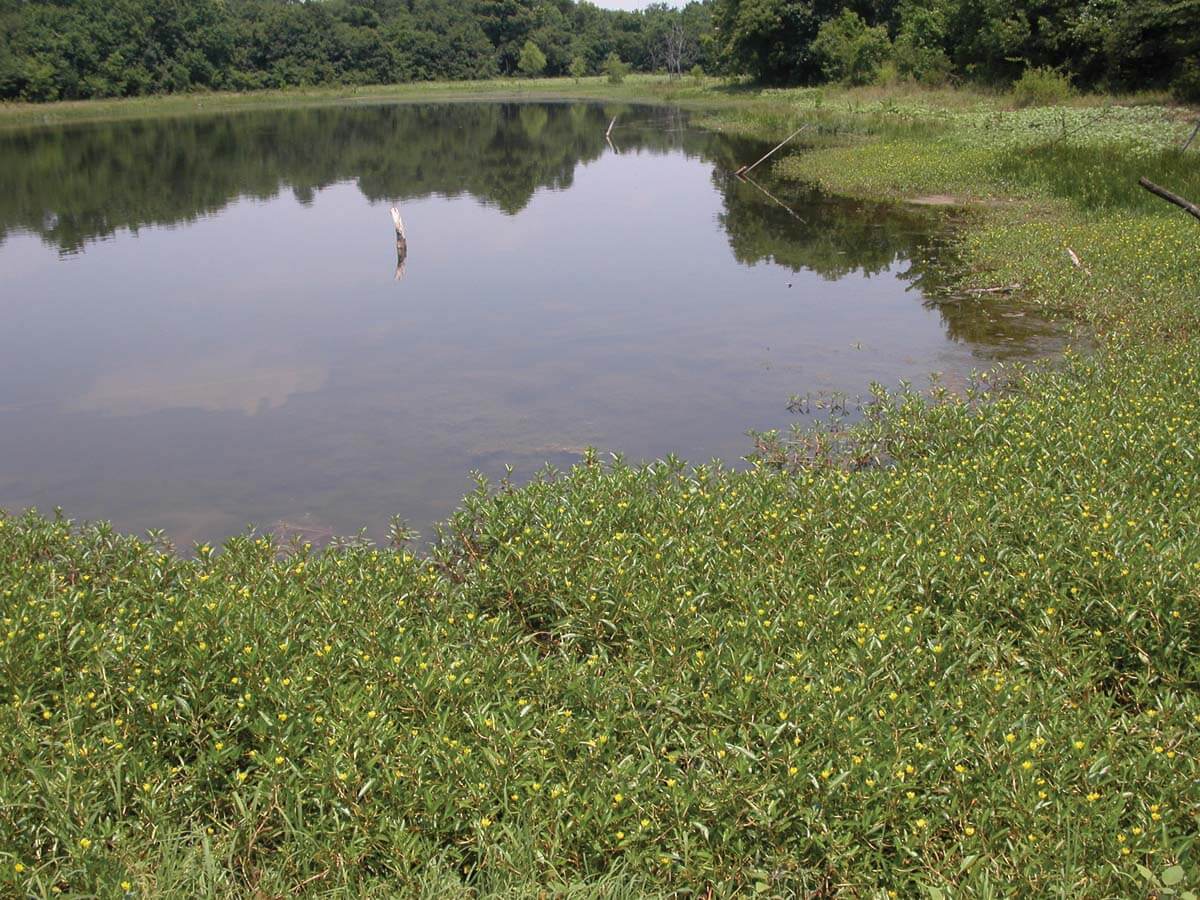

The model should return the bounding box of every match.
[603,52,628,84]
[811,10,892,87]
[1011,66,1073,107]
[569,55,588,82]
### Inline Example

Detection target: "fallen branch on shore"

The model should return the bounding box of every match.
[1138,177,1200,223]
[929,283,1021,304]
[960,284,1021,295]
[1066,247,1090,276]
[735,124,811,177]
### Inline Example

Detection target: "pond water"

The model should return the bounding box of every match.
[0,101,1063,545]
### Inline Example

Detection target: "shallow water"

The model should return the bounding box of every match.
[0,102,1064,544]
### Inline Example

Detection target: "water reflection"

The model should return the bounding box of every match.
[0,102,1066,544]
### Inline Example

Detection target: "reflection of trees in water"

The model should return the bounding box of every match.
[0,101,1062,354]
[710,168,1066,357]
[0,103,620,253]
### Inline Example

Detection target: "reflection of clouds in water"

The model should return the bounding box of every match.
[72,357,327,416]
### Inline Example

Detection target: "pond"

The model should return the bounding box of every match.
[0,101,1064,545]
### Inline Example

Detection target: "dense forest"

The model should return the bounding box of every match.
[0,0,1196,102]
[0,0,713,100]
[715,0,1199,97]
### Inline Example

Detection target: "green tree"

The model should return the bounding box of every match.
[894,2,952,84]
[713,0,834,83]
[517,39,547,76]
[569,54,588,80]
[811,9,891,85]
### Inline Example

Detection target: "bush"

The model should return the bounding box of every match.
[811,10,892,87]
[1011,67,1073,107]
[690,63,705,82]
[569,55,588,81]
[603,52,628,84]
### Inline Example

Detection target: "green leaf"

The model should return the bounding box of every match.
[1163,866,1185,887]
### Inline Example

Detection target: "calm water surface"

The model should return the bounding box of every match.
[0,102,1063,544]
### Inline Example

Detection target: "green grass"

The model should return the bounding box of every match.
[3,80,1200,896]
[0,74,717,129]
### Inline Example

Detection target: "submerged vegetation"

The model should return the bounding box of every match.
[3,82,1200,895]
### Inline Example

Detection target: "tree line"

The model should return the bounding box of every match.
[0,0,713,101]
[714,0,1199,99]
[0,0,1195,102]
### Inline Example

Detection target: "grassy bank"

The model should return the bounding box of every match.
[3,82,1200,897]
[0,74,715,129]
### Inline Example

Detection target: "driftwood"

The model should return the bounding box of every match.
[961,284,1020,295]
[1138,177,1200,223]
[735,124,811,177]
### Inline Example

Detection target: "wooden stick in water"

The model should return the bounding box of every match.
[735,124,811,177]
[606,116,617,138]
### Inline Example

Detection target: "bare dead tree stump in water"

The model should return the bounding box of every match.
[1138,177,1200,223]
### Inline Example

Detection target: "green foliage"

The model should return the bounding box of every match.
[0,0,714,100]
[713,0,1193,92]
[569,55,588,81]
[894,3,953,85]
[517,39,547,77]
[1010,66,1074,107]
[811,10,892,86]
[604,52,629,84]
[1172,67,1200,104]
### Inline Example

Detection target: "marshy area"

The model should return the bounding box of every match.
[2,80,1199,896]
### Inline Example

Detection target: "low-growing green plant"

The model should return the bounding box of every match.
[1011,66,1074,107]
